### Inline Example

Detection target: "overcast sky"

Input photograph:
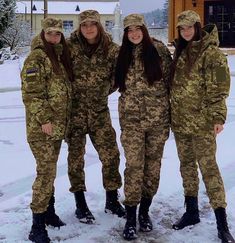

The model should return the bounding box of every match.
[119,0,165,16]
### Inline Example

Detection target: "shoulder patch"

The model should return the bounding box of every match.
[26,67,38,77]
[216,66,226,83]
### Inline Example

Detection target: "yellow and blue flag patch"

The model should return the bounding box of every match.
[26,67,38,77]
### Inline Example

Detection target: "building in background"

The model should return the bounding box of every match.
[16,0,119,36]
[169,0,235,47]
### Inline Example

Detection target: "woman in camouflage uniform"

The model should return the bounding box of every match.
[67,10,125,224]
[170,10,234,243]
[114,14,172,240]
[21,17,73,243]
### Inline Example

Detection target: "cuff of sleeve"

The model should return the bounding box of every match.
[213,118,225,125]
[36,112,52,125]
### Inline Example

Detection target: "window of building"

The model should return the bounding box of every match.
[63,20,73,31]
[105,20,114,33]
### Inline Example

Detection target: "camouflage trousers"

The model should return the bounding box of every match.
[121,125,169,206]
[29,140,62,213]
[68,124,122,192]
[174,132,226,209]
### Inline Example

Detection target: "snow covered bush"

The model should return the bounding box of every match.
[0,46,19,60]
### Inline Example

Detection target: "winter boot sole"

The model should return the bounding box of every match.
[173,218,200,230]
[105,208,126,218]
[139,225,153,232]
[28,232,50,243]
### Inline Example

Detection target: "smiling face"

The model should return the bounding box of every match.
[80,21,98,44]
[127,25,143,45]
[179,25,195,41]
[44,31,62,44]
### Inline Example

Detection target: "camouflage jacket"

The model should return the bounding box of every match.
[171,24,230,135]
[118,40,172,129]
[67,31,119,131]
[21,34,72,141]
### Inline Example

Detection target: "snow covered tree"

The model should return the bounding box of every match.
[0,0,16,47]
[162,0,169,27]
[144,9,162,27]
[0,16,31,51]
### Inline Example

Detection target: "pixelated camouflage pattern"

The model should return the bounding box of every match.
[118,40,172,206]
[68,119,121,191]
[21,34,72,141]
[122,127,169,206]
[42,17,63,33]
[176,10,201,27]
[67,30,122,191]
[123,14,146,29]
[78,10,100,24]
[174,132,226,209]
[171,24,230,135]
[119,40,172,130]
[29,140,61,213]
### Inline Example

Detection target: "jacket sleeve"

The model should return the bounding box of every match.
[154,41,172,89]
[108,43,120,94]
[204,47,230,124]
[21,53,53,125]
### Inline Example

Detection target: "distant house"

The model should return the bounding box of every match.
[16,0,119,36]
[169,0,235,47]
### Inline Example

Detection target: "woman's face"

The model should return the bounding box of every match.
[127,25,143,45]
[80,21,98,44]
[44,31,62,44]
[179,25,195,41]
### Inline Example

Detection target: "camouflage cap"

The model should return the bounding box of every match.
[123,14,146,29]
[78,10,100,24]
[176,10,201,27]
[42,17,63,33]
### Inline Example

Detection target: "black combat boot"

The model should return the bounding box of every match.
[105,190,126,217]
[138,197,153,232]
[215,207,235,243]
[74,191,95,224]
[172,196,200,230]
[44,194,66,228]
[28,212,50,243]
[123,205,137,241]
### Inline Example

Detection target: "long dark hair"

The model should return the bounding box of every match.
[78,22,110,57]
[114,25,162,92]
[170,22,203,84]
[41,30,74,82]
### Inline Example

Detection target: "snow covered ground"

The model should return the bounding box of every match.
[0,55,235,242]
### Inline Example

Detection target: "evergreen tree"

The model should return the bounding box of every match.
[143,9,162,27]
[0,0,16,47]
[162,0,169,27]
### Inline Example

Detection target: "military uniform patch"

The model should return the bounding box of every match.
[216,66,226,83]
[26,67,38,77]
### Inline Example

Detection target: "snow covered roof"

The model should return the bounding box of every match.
[16,1,119,15]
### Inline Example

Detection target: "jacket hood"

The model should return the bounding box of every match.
[201,24,220,49]
[31,34,45,51]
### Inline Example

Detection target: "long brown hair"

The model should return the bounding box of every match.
[114,25,162,92]
[78,22,110,57]
[41,30,74,82]
[170,22,202,85]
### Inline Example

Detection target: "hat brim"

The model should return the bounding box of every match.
[80,18,99,24]
[45,27,63,33]
[124,21,145,29]
[176,20,196,27]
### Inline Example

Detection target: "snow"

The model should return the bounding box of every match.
[0,54,235,242]
[16,1,119,15]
